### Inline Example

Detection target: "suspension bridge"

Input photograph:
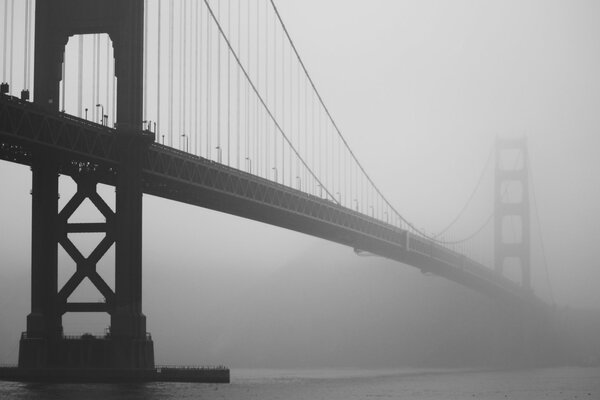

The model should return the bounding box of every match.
[0,0,555,374]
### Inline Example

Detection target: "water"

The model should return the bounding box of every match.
[0,367,598,399]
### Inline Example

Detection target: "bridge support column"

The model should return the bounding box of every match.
[19,0,154,371]
[110,133,153,369]
[19,154,62,368]
[494,137,531,289]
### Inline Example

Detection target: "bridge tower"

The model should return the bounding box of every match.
[494,137,531,290]
[18,0,154,369]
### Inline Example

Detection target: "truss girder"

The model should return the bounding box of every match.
[56,176,116,314]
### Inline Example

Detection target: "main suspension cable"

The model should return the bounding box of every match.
[528,154,555,305]
[268,0,504,247]
[203,0,338,204]
[434,145,494,238]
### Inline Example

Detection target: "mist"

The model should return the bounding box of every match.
[1,0,600,370]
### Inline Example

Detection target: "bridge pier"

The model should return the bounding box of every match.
[19,154,61,368]
[19,149,154,369]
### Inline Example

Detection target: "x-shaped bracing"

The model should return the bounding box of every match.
[56,177,115,315]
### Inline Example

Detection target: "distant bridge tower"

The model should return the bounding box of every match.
[494,137,531,290]
[19,0,153,369]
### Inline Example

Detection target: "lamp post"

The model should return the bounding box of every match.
[215,146,222,163]
[296,176,301,190]
[181,134,188,152]
[272,167,278,183]
[95,104,104,125]
[245,157,252,173]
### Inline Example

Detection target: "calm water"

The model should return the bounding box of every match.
[0,367,598,399]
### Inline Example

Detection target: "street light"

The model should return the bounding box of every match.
[85,108,88,121]
[353,198,359,212]
[181,134,189,152]
[215,146,222,163]
[296,176,301,190]
[245,157,252,173]
[95,104,104,125]
[272,167,278,183]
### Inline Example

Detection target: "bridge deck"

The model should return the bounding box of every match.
[0,94,538,306]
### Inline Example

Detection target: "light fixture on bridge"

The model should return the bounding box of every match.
[95,104,104,125]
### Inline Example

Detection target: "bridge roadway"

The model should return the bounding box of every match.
[0,94,538,306]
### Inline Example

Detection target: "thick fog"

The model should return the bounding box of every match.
[1,0,599,368]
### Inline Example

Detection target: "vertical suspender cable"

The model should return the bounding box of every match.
[23,0,29,90]
[183,0,188,150]
[274,4,279,183]
[296,56,300,188]
[272,2,276,180]
[236,0,241,169]
[227,0,231,165]
[196,2,208,155]
[2,0,7,83]
[287,27,292,186]
[281,19,285,185]
[311,94,315,194]
[77,36,83,117]
[183,0,188,151]
[96,35,101,122]
[246,0,250,170]
[143,0,148,124]
[255,2,259,175]
[303,73,307,189]
[92,35,97,121]
[318,105,322,195]
[105,37,110,123]
[265,0,270,179]
[157,0,162,138]
[8,0,14,90]
[112,60,116,126]
[206,6,211,159]
[180,1,185,149]
[61,57,65,111]
[216,0,221,161]
[168,0,174,146]
[194,0,199,154]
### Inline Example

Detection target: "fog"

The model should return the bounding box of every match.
[1,0,600,368]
